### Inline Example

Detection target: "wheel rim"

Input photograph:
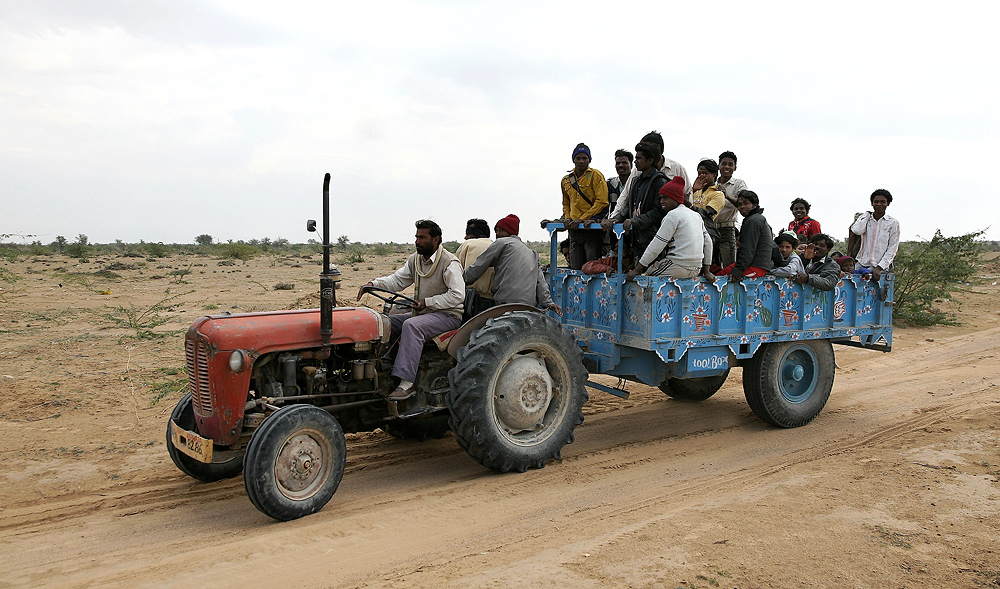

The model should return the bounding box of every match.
[273,428,334,500]
[490,344,571,446]
[778,345,818,403]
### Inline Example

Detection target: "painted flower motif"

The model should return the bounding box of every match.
[704,294,711,303]
[667,290,677,299]
[805,313,811,321]
[765,283,773,291]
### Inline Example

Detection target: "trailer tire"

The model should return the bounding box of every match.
[166,393,244,482]
[658,369,731,402]
[743,340,835,428]
[243,405,346,521]
[381,414,451,441]
[447,311,588,473]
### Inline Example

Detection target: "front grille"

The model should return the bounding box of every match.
[185,339,213,413]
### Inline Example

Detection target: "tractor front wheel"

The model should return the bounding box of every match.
[243,405,346,521]
[166,393,244,482]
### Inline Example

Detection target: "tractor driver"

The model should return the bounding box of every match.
[357,220,465,401]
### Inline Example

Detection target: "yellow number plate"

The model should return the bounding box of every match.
[169,419,214,463]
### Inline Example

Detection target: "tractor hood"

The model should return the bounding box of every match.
[187,306,390,354]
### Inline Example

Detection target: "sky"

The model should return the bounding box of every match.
[2,0,998,247]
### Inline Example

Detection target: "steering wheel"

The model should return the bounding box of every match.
[362,286,418,308]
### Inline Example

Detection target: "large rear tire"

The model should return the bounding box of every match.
[743,341,835,428]
[447,311,588,473]
[166,393,244,482]
[658,368,731,402]
[243,405,346,521]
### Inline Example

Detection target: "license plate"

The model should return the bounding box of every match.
[170,419,214,463]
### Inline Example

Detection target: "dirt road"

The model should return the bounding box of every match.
[1,253,998,588]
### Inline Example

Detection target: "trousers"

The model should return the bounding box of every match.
[388,312,461,382]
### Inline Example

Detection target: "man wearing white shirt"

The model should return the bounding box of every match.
[850,188,900,282]
[626,176,713,280]
[715,151,748,266]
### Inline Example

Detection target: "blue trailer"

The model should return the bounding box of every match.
[544,222,893,427]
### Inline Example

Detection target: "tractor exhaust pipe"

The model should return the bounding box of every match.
[308,173,340,346]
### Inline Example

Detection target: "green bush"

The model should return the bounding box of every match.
[218,242,261,260]
[892,229,984,326]
[145,242,170,258]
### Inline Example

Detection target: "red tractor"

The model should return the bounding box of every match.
[167,174,588,520]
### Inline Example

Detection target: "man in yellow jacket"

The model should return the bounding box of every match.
[560,142,608,270]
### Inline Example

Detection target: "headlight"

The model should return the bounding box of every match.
[229,350,248,372]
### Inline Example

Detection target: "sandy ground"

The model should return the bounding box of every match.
[1,250,999,589]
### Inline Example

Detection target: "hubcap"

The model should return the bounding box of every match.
[494,353,553,433]
[779,347,817,403]
[275,429,331,499]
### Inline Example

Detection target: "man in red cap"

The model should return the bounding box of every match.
[463,214,561,314]
[626,176,714,280]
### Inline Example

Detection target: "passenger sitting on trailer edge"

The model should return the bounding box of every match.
[793,233,841,291]
[358,220,464,401]
[463,214,562,315]
[626,176,714,281]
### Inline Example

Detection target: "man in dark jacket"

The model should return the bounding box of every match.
[601,140,668,268]
[794,233,840,291]
[719,189,775,282]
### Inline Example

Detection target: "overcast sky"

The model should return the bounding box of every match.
[2,0,998,247]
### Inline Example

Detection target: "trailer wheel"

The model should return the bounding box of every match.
[658,368,731,402]
[447,311,588,473]
[743,341,835,428]
[166,392,243,482]
[243,405,346,521]
[381,414,451,441]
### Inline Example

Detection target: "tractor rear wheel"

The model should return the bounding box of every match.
[743,341,835,427]
[447,311,588,473]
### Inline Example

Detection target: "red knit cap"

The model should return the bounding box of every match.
[658,176,685,204]
[495,214,520,236]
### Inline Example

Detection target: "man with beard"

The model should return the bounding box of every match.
[607,149,633,212]
[358,220,464,401]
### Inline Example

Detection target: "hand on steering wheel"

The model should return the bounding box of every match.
[359,285,418,308]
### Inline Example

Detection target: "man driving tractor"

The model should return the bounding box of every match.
[357,220,465,401]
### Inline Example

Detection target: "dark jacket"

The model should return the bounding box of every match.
[734,207,775,275]
[802,255,841,291]
[616,170,667,259]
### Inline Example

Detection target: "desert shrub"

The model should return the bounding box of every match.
[273,282,295,290]
[345,250,365,264]
[195,234,213,246]
[369,243,394,256]
[218,242,261,260]
[145,242,170,258]
[892,229,984,326]
[65,242,90,258]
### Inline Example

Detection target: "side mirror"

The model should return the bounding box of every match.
[306,219,317,232]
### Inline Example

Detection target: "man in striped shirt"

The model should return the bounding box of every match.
[850,189,900,282]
